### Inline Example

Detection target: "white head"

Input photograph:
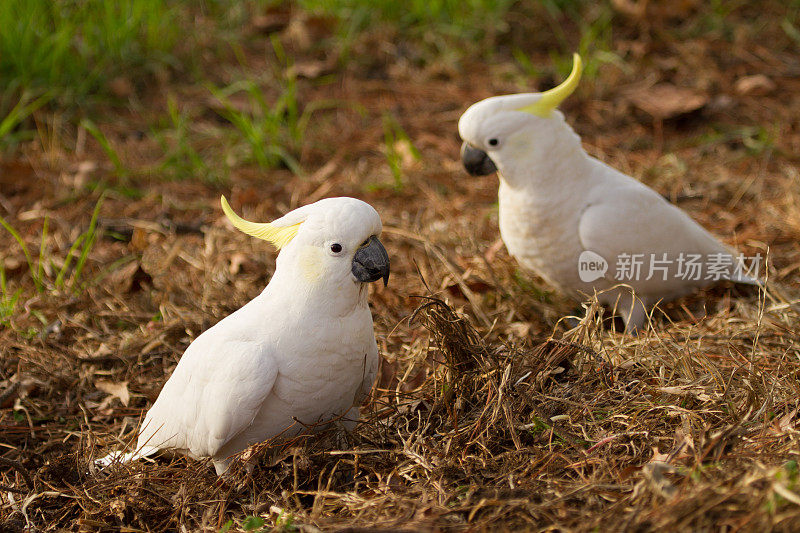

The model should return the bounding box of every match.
[221,196,389,294]
[458,54,584,186]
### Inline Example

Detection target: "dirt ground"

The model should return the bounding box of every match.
[2,1,800,531]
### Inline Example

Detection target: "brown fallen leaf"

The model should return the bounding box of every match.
[251,5,291,34]
[108,77,133,99]
[658,385,712,402]
[611,0,647,18]
[129,227,149,252]
[95,380,130,407]
[446,276,492,298]
[400,367,429,393]
[649,446,671,463]
[613,0,700,19]
[768,408,798,435]
[506,322,532,338]
[0,376,39,408]
[627,84,707,120]
[734,74,776,96]
[79,343,113,361]
[3,255,26,275]
[285,13,335,51]
[286,58,337,80]
[377,357,399,392]
[108,259,151,293]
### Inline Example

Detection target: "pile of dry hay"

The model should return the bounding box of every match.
[2,293,800,531]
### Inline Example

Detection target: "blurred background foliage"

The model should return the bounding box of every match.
[0,0,603,156]
[1,0,798,178]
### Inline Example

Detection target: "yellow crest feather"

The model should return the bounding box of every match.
[517,53,583,118]
[220,196,301,250]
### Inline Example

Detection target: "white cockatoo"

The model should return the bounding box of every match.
[458,54,758,333]
[99,196,389,475]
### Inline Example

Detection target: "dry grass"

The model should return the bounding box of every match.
[4,293,800,531]
[2,1,800,531]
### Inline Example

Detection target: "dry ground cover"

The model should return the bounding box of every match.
[1,1,800,531]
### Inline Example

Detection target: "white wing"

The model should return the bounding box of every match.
[578,182,740,298]
[138,324,278,459]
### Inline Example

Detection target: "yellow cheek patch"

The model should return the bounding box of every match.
[297,245,324,283]
[508,131,531,154]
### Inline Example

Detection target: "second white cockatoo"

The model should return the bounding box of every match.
[99,196,389,474]
[458,54,758,333]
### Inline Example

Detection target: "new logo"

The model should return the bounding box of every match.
[578,251,608,282]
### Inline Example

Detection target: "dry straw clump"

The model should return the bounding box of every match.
[3,290,800,531]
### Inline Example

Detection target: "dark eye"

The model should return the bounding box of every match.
[488,138,498,147]
[361,239,370,247]
[330,243,342,253]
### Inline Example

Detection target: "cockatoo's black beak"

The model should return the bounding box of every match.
[461,142,497,176]
[352,236,390,286]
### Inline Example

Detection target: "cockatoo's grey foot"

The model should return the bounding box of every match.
[331,407,361,449]
[616,293,648,335]
[213,451,259,477]
[339,407,361,433]
[213,457,232,476]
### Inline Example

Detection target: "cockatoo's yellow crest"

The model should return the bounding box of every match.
[220,196,301,249]
[517,53,582,118]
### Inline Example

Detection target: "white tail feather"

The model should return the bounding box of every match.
[95,445,160,468]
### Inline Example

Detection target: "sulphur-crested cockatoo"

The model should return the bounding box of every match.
[458,54,757,333]
[99,196,389,474]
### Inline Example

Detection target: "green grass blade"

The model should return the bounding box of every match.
[0,91,53,142]
[80,119,127,178]
[55,234,86,290]
[37,216,48,290]
[0,214,41,293]
[71,194,105,292]
[0,261,23,326]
